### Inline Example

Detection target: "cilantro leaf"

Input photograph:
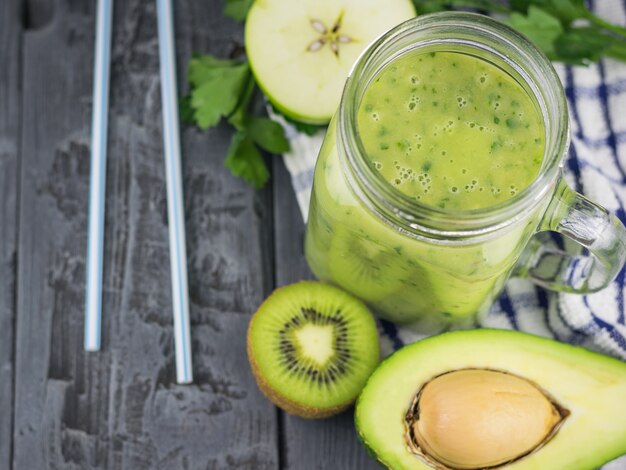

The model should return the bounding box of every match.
[225,130,269,189]
[512,0,585,22]
[228,75,256,130]
[182,52,291,188]
[411,0,626,64]
[269,104,325,136]
[190,62,250,128]
[554,27,617,65]
[411,0,626,65]
[510,0,531,13]
[288,119,325,136]
[507,6,563,58]
[537,0,586,24]
[188,54,240,88]
[224,0,253,22]
[413,0,460,14]
[179,94,196,124]
[605,42,626,63]
[413,0,508,14]
[247,117,290,154]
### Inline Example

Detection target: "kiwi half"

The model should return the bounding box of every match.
[247,281,380,418]
[328,225,411,302]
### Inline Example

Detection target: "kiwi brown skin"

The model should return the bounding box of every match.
[246,282,369,419]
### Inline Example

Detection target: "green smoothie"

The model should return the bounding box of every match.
[358,51,544,210]
[305,50,548,327]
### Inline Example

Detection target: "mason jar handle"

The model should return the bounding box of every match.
[516,178,626,293]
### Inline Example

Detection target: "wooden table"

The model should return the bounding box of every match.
[0,1,380,468]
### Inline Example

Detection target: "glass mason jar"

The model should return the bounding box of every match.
[304,12,626,330]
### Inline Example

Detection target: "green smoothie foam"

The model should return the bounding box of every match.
[357,51,544,210]
[305,50,548,327]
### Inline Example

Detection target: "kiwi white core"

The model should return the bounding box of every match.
[295,324,335,365]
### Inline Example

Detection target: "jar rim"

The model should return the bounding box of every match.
[338,12,569,237]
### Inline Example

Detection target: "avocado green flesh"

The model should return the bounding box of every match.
[355,329,626,470]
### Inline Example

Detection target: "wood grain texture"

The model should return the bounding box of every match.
[271,160,313,288]
[14,0,277,468]
[23,0,55,30]
[0,1,21,468]
[272,159,381,470]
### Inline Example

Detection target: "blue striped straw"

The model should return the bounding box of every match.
[85,0,114,352]
[156,0,194,384]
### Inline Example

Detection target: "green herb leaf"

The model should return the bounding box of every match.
[182,52,290,189]
[507,6,563,58]
[188,54,240,88]
[247,117,290,154]
[228,75,257,130]
[190,61,250,128]
[179,94,196,124]
[223,0,253,22]
[605,42,626,62]
[413,0,457,14]
[554,27,617,65]
[289,120,325,136]
[185,0,626,190]
[412,0,626,65]
[413,0,508,14]
[536,0,586,24]
[225,130,270,188]
[510,0,531,13]
[269,104,325,136]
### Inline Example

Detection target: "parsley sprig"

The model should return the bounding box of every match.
[181,0,326,189]
[181,54,289,188]
[415,0,626,65]
[182,0,626,189]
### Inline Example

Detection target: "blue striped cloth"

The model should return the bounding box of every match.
[279,3,626,466]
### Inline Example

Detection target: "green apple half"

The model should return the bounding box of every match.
[245,0,416,124]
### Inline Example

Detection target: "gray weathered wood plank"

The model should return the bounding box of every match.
[14,1,278,468]
[0,1,22,468]
[271,160,313,287]
[272,158,382,469]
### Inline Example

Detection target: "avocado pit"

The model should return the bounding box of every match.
[404,369,569,469]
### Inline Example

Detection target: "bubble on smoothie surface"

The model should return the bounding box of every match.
[407,95,420,111]
[356,50,545,211]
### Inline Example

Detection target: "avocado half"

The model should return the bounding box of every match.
[355,329,626,470]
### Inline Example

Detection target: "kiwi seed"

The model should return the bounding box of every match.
[328,226,411,302]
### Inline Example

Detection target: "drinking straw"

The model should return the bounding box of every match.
[85,0,114,352]
[156,0,194,384]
